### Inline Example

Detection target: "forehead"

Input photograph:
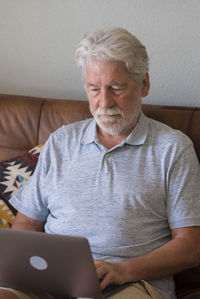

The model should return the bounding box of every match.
[85,60,132,84]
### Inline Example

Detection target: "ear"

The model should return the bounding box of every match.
[141,73,150,97]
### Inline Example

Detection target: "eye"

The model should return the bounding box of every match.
[89,88,100,95]
[111,87,123,94]
[91,88,100,93]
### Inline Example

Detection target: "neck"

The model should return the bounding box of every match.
[96,113,141,149]
[97,125,135,150]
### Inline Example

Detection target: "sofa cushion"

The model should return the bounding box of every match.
[0,94,44,160]
[0,144,43,215]
[175,266,200,291]
[176,287,200,299]
[0,199,15,228]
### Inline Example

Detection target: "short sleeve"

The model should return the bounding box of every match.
[167,141,200,229]
[9,143,50,221]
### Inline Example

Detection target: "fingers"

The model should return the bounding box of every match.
[94,259,131,290]
[94,260,125,290]
[100,273,112,290]
[94,260,109,279]
[95,260,113,289]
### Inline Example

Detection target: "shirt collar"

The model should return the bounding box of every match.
[81,112,149,146]
[125,112,149,145]
[81,118,98,144]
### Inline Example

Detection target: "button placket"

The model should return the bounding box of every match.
[103,151,112,175]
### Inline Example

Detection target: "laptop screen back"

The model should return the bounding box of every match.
[0,229,102,299]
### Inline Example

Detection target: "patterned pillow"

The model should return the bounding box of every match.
[0,199,15,228]
[0,144,43,219]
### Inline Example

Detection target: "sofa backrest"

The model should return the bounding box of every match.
[142,104,200,163]
[0,94,200,163]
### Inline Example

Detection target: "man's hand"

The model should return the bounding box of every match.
[94,259,132,290]
[94,227,200,291]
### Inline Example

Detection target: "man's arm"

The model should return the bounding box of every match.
[95,226,200,290]
[11,212,45,232]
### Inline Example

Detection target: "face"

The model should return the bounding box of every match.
[85,60,150,136]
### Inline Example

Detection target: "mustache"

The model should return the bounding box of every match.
[95,107,124,117]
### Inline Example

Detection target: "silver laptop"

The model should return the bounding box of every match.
[0,229,130,298]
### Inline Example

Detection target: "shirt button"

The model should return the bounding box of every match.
[105,153,110,158]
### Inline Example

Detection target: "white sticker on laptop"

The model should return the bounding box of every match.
[29,256,48,271]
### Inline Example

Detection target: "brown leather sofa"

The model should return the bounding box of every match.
[0,93,200,298]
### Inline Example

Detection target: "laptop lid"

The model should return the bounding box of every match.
[0,229,102,298]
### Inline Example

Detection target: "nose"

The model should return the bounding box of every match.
[99,88,115,108]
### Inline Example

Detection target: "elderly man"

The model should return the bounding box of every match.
[1,27,200,299]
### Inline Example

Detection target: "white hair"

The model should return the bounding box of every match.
[75,27,149,84]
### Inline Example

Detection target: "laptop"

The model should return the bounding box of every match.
[0,229,131,298]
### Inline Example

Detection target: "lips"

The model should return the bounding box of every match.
[99,113,121,117]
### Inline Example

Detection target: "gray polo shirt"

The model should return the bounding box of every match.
[10,113,200,299]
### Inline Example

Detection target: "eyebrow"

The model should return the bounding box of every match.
[111,82,127,87]
[87,82,127,88]
[87,83,99,88]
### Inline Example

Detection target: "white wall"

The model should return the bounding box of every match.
[0,0,200,106]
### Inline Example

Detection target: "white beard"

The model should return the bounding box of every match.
[94,104,141,136]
